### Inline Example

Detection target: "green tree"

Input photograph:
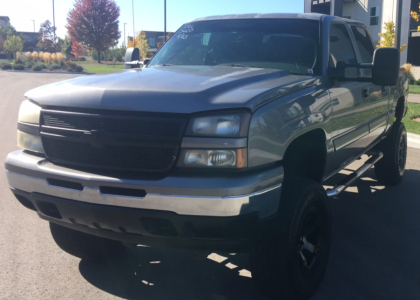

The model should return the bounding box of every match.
[0,23,17,40]
[3,35,23,59]
[61,36,74,58]
[0,36,4,52]
[377,22,406,52]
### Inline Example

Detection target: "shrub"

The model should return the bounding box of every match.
[13,64,25,70]
[66,68,74,72]
[32,65,42,71]
[50,63,61,70]
[51,53,57,63]
[409,73,415,85]
[25,52,32,61]
[65,61,77,69]
[1,63,13,70]
[36,63,46,69]
[74,65,83,72]
[43,52,51,64]
[56,53,63,63]
[15,52,21,62]
[32,52,39,62]
[402,63,412,75]
[25,61,34,68]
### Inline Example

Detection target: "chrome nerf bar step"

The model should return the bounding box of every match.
[326,152,383,198]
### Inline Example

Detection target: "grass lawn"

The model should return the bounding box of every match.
[409,85,420,94]
[81,64,125,74]
[403,103,420,135]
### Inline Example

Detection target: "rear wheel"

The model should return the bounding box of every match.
[250,177,331,300]
[49,222,126,261]
[374,122,407,185]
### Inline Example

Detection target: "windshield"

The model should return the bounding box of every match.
[149,19,321,75]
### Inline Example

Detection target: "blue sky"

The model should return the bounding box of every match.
[3,0,304,45]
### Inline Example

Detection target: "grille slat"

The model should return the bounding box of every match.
[41,110,187,172]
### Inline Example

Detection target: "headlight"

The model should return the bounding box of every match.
[17,130,44,153]
[18,100,41,124]
[186,112,250,137]
[178,149,247,168]
[17,100,44,153]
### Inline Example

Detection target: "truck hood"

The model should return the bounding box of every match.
[25,66,315,114]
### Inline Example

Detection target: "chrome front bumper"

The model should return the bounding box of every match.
[5,150,283,219]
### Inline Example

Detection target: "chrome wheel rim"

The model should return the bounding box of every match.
[297,207,323,274]
[398,133,407,176]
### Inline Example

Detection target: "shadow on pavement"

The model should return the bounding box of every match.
[79,246,266,300]
[79,168,420,300]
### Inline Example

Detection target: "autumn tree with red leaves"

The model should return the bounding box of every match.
[71,40,83,57]
[66,0,120,63]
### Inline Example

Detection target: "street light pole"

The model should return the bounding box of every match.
[124,23,127,47]
[132,0,135,41]
[31,20,35,33]
[52,0,56,40]
[164,0,167,43]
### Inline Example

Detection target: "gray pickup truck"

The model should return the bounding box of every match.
[5,13,408,300]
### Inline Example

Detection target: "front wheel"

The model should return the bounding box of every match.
[49,222,126,261]
[374,122,407,185]
[250,177,332,300]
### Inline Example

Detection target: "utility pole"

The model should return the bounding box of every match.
[124,23,127,47]
[164,0,167,43]
[52,0,56,40]
[31,20,35,33]
[132,0,135,41]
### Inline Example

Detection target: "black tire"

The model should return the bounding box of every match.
[250,177,332,300]
[374,122,407,185]
[49,222,126,261]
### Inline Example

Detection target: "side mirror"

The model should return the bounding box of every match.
[328,47,400,86]
[372,47,400,86]
[124,47,141,69]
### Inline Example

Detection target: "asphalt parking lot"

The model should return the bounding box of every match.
[1,71,419,300]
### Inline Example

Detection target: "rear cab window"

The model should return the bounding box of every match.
[329,23,358,78]
[350,26,375,76]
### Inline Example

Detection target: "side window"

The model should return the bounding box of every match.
[329,23,358,78]
[351,26,374,76]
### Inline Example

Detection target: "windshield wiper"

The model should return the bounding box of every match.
[220,64,264,68]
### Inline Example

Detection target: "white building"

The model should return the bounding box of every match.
[305,0,419,65]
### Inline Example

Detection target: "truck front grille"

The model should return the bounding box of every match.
[40,110,187,173]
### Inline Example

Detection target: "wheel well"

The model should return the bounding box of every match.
[283,130,327,183]
[395,97,405,122]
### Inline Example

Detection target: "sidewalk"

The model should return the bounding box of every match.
[408,132,420,149]
[408,94,420,104]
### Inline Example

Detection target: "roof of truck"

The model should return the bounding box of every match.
[190,13,358,24]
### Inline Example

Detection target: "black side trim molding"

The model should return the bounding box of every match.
[18,122,40,136]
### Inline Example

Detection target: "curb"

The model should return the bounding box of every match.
[408,132,420,149]
[0,69,89,75]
